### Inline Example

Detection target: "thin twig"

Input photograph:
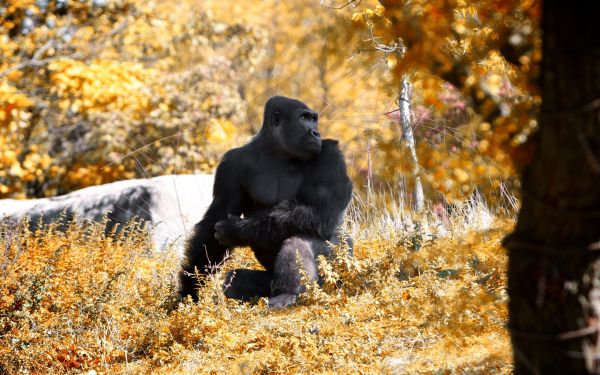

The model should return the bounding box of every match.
[320,0,361,10]
[0,51,82,79]
[101,132,185,170]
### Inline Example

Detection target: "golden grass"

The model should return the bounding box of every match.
[0,210,513,374]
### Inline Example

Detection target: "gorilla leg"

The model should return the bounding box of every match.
[223,269,271,301]
[221,235,351,308]
[179,226,230,301]
[268,236,321,309]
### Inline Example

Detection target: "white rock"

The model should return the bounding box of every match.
[0,174,215,252]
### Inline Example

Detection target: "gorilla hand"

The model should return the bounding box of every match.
[214,214,244,247]
[268,200,295,221]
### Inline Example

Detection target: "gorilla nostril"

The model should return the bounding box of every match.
[311,129,320,138]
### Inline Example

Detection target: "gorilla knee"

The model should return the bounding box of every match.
[271,237,317,303]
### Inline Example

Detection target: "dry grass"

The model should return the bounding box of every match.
[0,200,513,374]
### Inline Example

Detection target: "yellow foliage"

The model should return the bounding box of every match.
[0,82,32,126]
[63,164,134,191]
[48,59,155,118]
[0,0,267,197]
[386,53,398,69]
[351,11,364,24]
[0,0,538,204]
[206,118,238,144]
[0,204,513,373]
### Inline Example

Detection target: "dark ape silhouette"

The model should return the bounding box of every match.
[178,96,352,309]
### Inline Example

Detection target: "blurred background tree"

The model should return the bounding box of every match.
[1,0,265,197]
[505,2,600,372]
[346,0,541,206]
[1,0,542,212]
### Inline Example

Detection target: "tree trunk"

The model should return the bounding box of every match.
[504,2,600,374]
[399,75,425,212]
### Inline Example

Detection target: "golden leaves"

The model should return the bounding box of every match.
[0,82,33,122]
[386,53,398,69]
[206,118,237,144]
[351,4,385,25]
[0,198,513,373]
[63,164,133,190]
[0,0,265,199]
[351,11,364,24]
[0,83,44,197]
[48,58,155,118]
[453,167,469,183]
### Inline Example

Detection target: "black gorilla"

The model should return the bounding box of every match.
[178,96,352,309]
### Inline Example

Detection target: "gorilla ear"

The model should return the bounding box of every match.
[272,111,281,127]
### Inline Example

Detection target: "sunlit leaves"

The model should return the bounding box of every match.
[0,0,264,198]
[49,58,154,118]
[0,0,541,207]
[0,82,32,124]
[206,118,237,144]
[345,0,540,202]
[0,208,513,373]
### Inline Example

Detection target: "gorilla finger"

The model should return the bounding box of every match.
[215,220,226,230]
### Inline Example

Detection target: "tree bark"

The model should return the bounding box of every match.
[504,2,600,374]
[399,75,425,212]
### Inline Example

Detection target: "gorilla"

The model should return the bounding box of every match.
[178,96,352,309]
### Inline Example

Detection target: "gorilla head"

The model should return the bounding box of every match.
[262,95,322,161]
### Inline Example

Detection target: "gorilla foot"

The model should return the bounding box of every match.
[223,269,271,302]
[268,293,298,309]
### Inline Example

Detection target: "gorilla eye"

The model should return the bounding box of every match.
[302,113,317,122]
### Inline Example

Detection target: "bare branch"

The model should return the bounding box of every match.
[320,0,361,10]
[0,51,83,79]
[32,40,55,60]
[364,20,405,56]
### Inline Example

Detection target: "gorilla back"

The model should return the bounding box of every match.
[179,95,352,309]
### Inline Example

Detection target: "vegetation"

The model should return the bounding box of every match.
[0,0,541,203]
[1,202,513,373]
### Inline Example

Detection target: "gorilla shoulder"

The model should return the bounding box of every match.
[219,144,256,172]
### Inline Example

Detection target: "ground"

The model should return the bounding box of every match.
[0,200,512,374]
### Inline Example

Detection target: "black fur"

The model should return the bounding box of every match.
[179,96,352,309]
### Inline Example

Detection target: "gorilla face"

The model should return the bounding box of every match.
[267,96,322,161]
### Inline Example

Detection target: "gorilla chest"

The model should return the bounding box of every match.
[246,169,303,207]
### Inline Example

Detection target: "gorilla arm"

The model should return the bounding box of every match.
[179,150,244,299]
[215,140,352,248]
